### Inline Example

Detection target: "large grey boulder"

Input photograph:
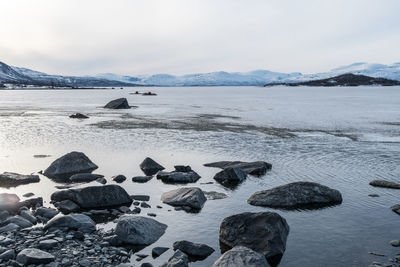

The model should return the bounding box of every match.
[115,215,167,245]
[69,173,104,183]
[0,193,20,213]
[173,240,214,259]
[104,98,130,109]
[213,246,268,267]
[140,157,165,176]
[161,187,206,211]
[51,184,132,209]
[43,152,98,180]
[1,215,33,229]
[0,172,40,187]
[247,182,342,209]
[204,161,272,176]
[213,167,247,185]
[219,212,289,266]
[16,248,55,265]
[157,171,201,184]
[44,213,96,233]
[369,180,400,189]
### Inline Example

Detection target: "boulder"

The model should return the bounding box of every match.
[112,175,127,183]
[69,173,104,183]
[19,210,37,224]
[51,184,132,209]
[161,187,206,211]
[213,167,247,185]
[0,193,20,213]
[69,113,89,119]
[157,171,201,184]
[115,215,167,245]
[369,180,400,189]
[132,176,153,183]
[219,212,289,266]
[0,249,15,261]
[173,240,214,259]
[204,161,272,176]
[0,172,40,187]
[162,250,189,267]
[140,157,165,176]
[174,166,192,172]
[96,177,107,184]
[212,246,268,267]
[34,207,59,221]
[44,213,96,233]
[43,152,98,180]
[20,197,43,209]
[247,182,342,209]
[1,215,33,229]
[16,248,55,265]
[56,200,80,213]
[104,98,130,109]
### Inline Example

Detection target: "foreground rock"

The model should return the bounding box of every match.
[157,170,201,184]
[16,248,55,265]
[213,246,268,267]
[219,212,289,266]
[248,182,342,209]
[369,180,400,189]
[104,98,131,109]
[140,157,165,176]
[204,161,272,176]
[69,173,104,183]
[0,172,40,187]
[43,151,98,180]
[213,167,247,186]
[173,240,214,259]
[69,113,89,119]
[44,213,96,233]
[161,187,206,211]
[115,215,167,245]
[51,184,132,209]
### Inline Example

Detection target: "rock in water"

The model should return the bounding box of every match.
[247,182,342,209]
[43,151,98,180]
[212,246,268,267]
[69,173,104,183]
[219,212,289,266]
[112,175,127,183]
[115,215,167,245]
[132,176,153,183]
[174,165,192,172]
[213,167,247,186]
[162,250,189,267]
[0,172,40,187]
[44,213,96,233]
[16,248,55,265]
[104,98,130,109]
[157,171,201,184]
[56,200,80,213]
[161,187,206,211]
[173,240,214,259]
[140,157,165,176]
[152,247,169,258]
[69,113,89,119]
[204,161,272,176]
[369,180,400,189]
[51,184,132,209]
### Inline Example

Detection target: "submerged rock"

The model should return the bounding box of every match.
[161,187,206,211]
[16,248,55,265]
[213,167,247,186]
[112,175,127,183]
[157,171,201,184]
[69,173,104,183]
[173,240,214,259]
[44,213,96,233]
[204,191,228,200]
[369,180,400,189]
[132,176,153,183]
[219,212,289,266]
[204,161,272,176]
[162,250,189,267]
[104,98,130,109]
[247,182,342,209]
[140,157,165,176]
[43,151,98,180]
[0,172,40,187]
[69,113,89,119]
[212,246,268,267]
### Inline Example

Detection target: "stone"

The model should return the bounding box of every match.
[140,157,165,176]
[2,215,33,229]
[131,195,150,201]
[69,113,89,119]
[213,167,247,185]
[43,152,98,180]
[38,239,59,250]
[204,161,272,176]
[115,215,167,245]
[0,249,15,261]
[247,182,342,209]
[161,187,206,211]
[390,240,400,247]
[112,175,127,183]
[96,177,107,184]
[204,191,228,200]
[219,212,289,266]
[16,248,55,265]
[51,184,132,209]
[0,172,40,187]
[20,197,43,209]
[174,166,192,172]
[132,176,153,183]
[23,192,35,197]
[44,213,96,233]
[56,200,80,213]
[212,246,268,267]
[104,98,130,109]
[141,202,151,208]
[157,171,201,184]
[173,240,214,259]
[163,250,189,267]
[19,210,37,224]
[69,173,104,183]
[152,247,169,258]
[370,180,400,189]
[0,193,20,212]
[34,207,59,220]
[0,223,20,233]
[0,236,14,246]
[391,204,400,215]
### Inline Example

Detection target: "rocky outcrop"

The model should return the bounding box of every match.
[204,161,272,176]
[173,240,214,260]
[0,172,40,187]
[212,246,268,267]
[369,180,400,189]
[44,213,96,233]
[247,182,342,209]
[157,171,201,184]
[104,98,130,109]
[16,248,55,265]
[219,212,289,266]
[140,157,165,176]
[69,173,104,183]
[161,187,206,211]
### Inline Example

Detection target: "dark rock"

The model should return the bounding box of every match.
[369,180,400,189]
[174,166,192,172]
[132,176,153,183]
[213,167,247,185]
[0,223,19,233]
[69,173,104,183]
[115,215,167,245]
[212,246,268,267]
[204,191,228,200]
[390,240,400,247]
[219,212,289,266]
[69,113,89,119]
[51,184,132,209]
[43,152,98,180]
[247,182,342,209]
[173,240,214,259]
[141,202,151,208]
[131,195,150,201]
[161,187,206,211]
[22,192,34,197]
[19,197,43,209]
[112,175,127,183]
[44,213,96,233]
[391,204,400,215]
[141,263,153,267]
[0,172,40,188]
[157,171,201,184]
[56,200,80,213]
[368,194,380,197]
[0,193,20,212]
[19,210,37,224]
[104,98,130,109]
[1,215,33,229]
[140,157,165,176]
[34,207,59,221]
[147,213,156,217]
[0,249,14,261]
[96,177,107,184]
[152,247,169,258]
[38,239,59,250]
[16,248,55,265]
[163,250,189,267]
[204,161,272,176]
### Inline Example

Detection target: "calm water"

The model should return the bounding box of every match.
[0,86,400,266]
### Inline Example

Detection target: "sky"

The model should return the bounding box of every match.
[0,0,399,76]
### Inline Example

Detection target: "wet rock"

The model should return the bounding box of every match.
[141,202,151,208]
[115,215,167,245]
[0,249,15,261]
[43,152,98,180]
[0,193,20,212]
[22,192,34,198]
[247,182,342,209]
[212,246,268,267]
[157,171,201,184]
[213,167,247,185]
[69,113,89,119]
[140,157,165,176]
[51,184,132,209]
[390,240,400,247]
[219,212,289,266]
[112,175,127,183]
[44,213,96,233]
[131,195,150,201]
[147,213,156,217]
[2,215,33,229]
[161,187,206,211]
[96,177,107,184]
[174,166,192,172]
[0,223,19,233]
[370,180,400,189]
[34,207,59,221]
[173,240,214,259]
[104,98,130,109]
[132,176,153,183]
[162,250,189,267]
[204,161,272,176]
[204,191,228,200]
[16,248,55,265]
[0,172,40,187]
[20,197,43,209]
[69,173,104,183]
[368,194,380,197]
[19,210,37,224]
[152,247,169,258]
[56,200,80,213]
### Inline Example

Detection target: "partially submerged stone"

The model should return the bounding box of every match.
[104,98,130,109]
[173,240,214,260]
[140,157,165,176]
[69,173,104,183]
[132,176,153,183]
[157,170,201,184]
[204,191,228,200]
[69,113,89,119]
[0,172,40,187]
[213,167,247,186]
[161,187,206,211]
[369,180,400,189]
[44,213,96,233]
[112,175,127,183]
[204,161,272,176]
[212,246,268,267]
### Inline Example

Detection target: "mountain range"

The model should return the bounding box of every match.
[1,61,400,87]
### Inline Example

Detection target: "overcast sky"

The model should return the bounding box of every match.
[0,0,399,76]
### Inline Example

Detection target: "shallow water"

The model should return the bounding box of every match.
[0,86,400,266]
